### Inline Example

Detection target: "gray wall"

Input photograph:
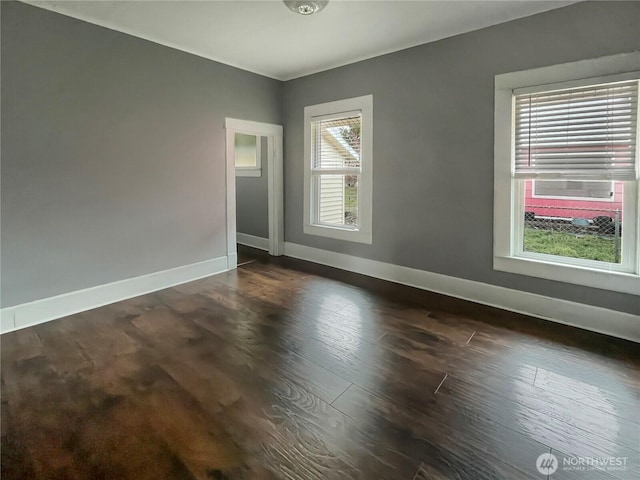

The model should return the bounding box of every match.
[3,1,638,315]
[283,1,640,315]
[236,137,269,239]
[1,1,281,307]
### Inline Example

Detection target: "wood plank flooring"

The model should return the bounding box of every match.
[2,246,639,479]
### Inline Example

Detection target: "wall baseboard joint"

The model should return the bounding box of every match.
[3,244,637,342]
[237,232,269,251]
[0,256,229,334]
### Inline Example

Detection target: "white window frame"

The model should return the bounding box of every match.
[303,95,373,244]
[234,132,262,177]
[494,52,640,295]
[531,180,615,203]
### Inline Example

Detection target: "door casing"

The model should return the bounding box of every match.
[225,118,284,269]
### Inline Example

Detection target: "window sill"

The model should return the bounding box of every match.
[494,255,639,295]
[304,224,372,244]
[236,168,261,177]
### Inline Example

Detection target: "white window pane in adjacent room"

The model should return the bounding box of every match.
[235,133,258,168]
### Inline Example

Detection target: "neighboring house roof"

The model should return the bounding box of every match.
[323,126,359,163]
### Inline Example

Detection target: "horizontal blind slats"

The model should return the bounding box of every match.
[515,83,637,102]
[516,135,635,143]
[516,117,635,129]
[515,108,635,122]
[311,115,361,170]
[516,125,635,135]
[515,91,637,108]
[515,137,637,144]
[515,98,638,113]
[514,79,638,180]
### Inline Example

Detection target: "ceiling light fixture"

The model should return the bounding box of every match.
[283,0,328,16]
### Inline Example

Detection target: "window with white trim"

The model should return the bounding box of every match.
[304,95,373,244]
[494,53,639,294]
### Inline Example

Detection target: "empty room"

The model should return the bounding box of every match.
[1,0,639,478]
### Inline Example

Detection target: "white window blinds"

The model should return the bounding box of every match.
[311,115,361,170]
[514,80,638,180]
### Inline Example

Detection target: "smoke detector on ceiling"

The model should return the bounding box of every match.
[283,1,329,16]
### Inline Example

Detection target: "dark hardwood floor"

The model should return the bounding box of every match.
[237,245,268,267]
[2,247,639,479]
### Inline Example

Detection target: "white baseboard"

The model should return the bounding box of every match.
[237,232,269,251]
[1,314,14,334]
[3,244,637,342]
[284,242,640,343]
[0,256,229,334]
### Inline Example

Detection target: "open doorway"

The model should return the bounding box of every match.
[225,118,283,270]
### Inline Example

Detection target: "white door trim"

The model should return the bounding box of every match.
[225,118,284,264]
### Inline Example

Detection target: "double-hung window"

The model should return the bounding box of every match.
[304,95,373,244]
[494,53,639,294]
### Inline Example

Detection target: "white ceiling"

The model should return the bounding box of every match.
[25,0,579,80]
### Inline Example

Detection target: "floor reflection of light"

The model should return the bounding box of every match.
[315,293,363,358]
[232,303,262,350]
[514,366,623,451]
[299,284,377,397]
[234,314,255,340]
